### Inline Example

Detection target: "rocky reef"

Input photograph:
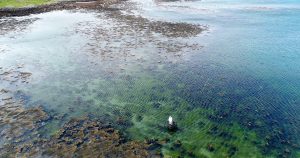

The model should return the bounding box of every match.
[105,9,205,38]
[0,105,48,141]
[1,116,163,157]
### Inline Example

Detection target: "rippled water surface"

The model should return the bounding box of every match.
[1,0,300,157]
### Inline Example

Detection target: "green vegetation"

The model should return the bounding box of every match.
[0,0,55,8]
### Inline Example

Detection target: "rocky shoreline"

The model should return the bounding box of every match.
[0,0,120,17]
[0,0,207,157]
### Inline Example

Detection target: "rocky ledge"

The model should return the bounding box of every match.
[0,0,120,17]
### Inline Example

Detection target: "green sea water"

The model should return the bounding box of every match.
[1,0,300,157]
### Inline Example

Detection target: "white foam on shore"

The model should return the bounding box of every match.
[128,0,300,22]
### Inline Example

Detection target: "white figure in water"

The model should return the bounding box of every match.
[168,116,173,125]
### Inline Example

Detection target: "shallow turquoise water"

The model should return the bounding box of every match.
[1,0,300,157]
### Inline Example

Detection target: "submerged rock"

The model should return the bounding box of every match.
[173,140,182,148]
[207,143,215,152]
[0,93,49,158]
[4,118,162,158]
[0,102,48,144]
[44,118,163,157]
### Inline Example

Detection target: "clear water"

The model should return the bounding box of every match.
[0,0,300,157]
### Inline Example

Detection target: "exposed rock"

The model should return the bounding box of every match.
[0,66,32,85]
[207,143,215,152]
[0,103,48,144]
[0,0,120,17]
[167,121,178,132]
[106,10,205,38]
